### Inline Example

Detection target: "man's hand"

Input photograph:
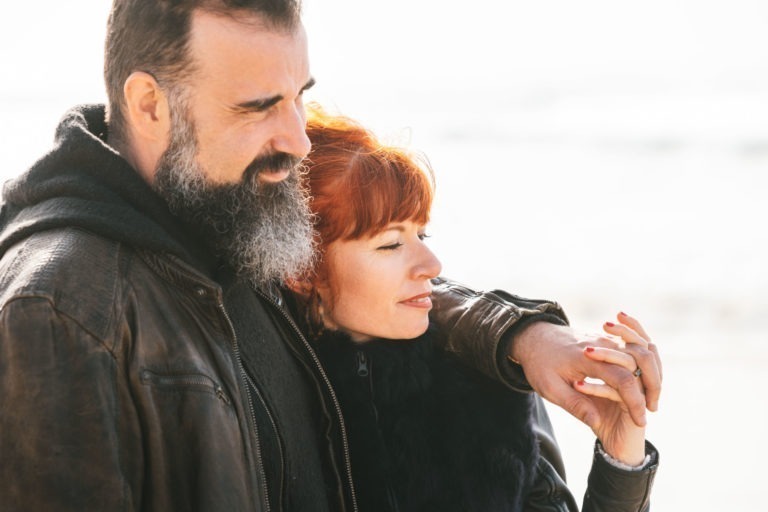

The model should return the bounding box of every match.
[509,315,661,430]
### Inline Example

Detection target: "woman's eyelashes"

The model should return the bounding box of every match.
[376,233,431,251]
[377,241,403,251]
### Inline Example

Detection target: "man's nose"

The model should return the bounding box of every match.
[272,103,311,160]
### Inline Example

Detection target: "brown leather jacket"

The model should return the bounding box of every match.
[0,229,292,510]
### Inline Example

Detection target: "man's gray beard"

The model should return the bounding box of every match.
[152,106,315,287]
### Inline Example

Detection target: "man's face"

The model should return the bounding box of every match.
[184,11,313,185]
[152,11,316,285]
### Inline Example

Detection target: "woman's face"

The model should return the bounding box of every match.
[316,220,442,342]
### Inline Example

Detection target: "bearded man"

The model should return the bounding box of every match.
[0,1,660,510]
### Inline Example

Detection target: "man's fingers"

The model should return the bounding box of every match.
[555,382,602,431]
[592,363,647,427]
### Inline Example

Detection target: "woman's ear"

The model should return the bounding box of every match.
[285,277,314,298]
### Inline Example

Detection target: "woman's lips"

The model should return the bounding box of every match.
[399,292,432,308]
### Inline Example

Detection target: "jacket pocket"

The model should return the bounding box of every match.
[139,368,232,406]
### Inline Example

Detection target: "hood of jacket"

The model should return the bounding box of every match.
[0,104,213,271]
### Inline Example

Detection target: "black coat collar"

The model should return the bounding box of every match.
[314,327,540,511]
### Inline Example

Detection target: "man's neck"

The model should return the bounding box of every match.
[108,134,157,185]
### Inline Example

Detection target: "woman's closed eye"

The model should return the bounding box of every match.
[377,241,403,251]
[377,232,431,250]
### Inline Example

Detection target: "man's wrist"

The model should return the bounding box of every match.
[496,314,568,391]
[504,314,567,364]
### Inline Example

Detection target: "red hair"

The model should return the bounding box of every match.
[304,105,434,253]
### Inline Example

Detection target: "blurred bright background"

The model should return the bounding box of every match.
[2,1,767,509]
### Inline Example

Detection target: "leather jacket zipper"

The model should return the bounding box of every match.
[139,369,231,405]
[217,301,272,512]
[255,287,359,512]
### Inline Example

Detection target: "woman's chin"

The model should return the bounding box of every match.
[392,321,430,341]
[345,317,430,341]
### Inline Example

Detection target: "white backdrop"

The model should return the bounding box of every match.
[3,1,768,509]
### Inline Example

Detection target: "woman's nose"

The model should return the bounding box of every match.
[413,244,442,280]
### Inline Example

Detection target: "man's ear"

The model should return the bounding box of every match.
[123,71,171,145]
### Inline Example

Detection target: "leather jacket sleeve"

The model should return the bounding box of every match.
[526,396,659,511]
[581,440,658,512]
[429,276,568,390]
[0,297,134,511]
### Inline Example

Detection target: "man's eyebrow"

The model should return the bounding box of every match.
[234,77,316,113]
[301,77,316,93]
[235,95,282,113]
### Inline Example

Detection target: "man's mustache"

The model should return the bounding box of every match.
[243,152,303,183]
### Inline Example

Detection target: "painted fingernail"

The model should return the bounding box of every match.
[585,347,595,353]
[576,381,585,386]
[618,311,627,317]
[605,322,615,327]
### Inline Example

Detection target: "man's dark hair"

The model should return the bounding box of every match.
[104,0,302,144]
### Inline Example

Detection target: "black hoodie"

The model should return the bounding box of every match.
[0,104,211,268]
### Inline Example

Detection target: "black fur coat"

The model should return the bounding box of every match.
[314,326,540,512]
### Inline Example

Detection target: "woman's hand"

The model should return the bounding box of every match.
[574,312,661,466]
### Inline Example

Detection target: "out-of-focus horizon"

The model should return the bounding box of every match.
[2,1,766,509]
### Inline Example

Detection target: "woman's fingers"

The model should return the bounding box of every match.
[599,312,663,412]
[648,341,663,382]
[574,379,624,405]
[615,311,662,410]
[582,343,661,412]
[617,311,651,341]
[624,343,662,411]
[603,321,648,347]
[583,346,636,373]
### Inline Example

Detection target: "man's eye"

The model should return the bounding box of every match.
[377,242,403,251]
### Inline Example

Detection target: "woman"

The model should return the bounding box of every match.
[287,106,659,511]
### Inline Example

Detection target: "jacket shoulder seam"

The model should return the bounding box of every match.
[0,295,118,357]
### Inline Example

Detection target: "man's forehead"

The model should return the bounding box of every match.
[187,10,309,92]
[190,8,299,44]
